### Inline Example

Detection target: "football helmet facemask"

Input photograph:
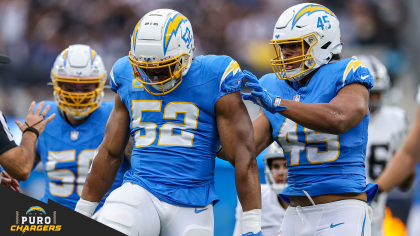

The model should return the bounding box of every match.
[129,9,195,95]
[51,44,106,119]
[271,3,342,82]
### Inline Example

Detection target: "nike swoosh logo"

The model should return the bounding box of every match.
[195,208,208,214]
[361,75,369,80]
[330,222,344,228]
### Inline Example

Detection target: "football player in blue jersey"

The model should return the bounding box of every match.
[7,45,131,213]
[236,3,378,236]
[74,9,263,236]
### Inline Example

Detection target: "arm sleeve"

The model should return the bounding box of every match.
[336,59,374,94]
[232,197,244,236]
[0,112,17,156]
[212,57,244,109]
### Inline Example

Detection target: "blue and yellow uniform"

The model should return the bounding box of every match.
[35,101,130,210]
[260,58,378,203]
[110,55,243,207]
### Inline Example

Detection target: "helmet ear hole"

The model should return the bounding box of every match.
[321,41,331,49]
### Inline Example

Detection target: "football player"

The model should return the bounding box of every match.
[238,3,377,236]
[376,84,420,236]
[354,55,409,236]
[2,45,131,213]
[75,9,263,236]
[233,142,288,236]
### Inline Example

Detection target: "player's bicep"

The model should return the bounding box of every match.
[100,94,131,158]
[215,91,255,163]
[330,83,369,129]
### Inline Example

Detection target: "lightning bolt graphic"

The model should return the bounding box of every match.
[220,60,241,90]
[342,60,367,86]
[163,14,188,55]
[292,4,337,29]
[26,206,46,215]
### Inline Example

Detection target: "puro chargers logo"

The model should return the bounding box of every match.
[10,206,62,233]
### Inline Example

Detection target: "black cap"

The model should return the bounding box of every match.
[0,54,11,64]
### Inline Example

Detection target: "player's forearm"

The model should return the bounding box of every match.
[81,148,123,202]
[376,150,416,192]
[1,132,37,180]
[235,154,262,211]
[279,99,362,134]
[377,120,420,191]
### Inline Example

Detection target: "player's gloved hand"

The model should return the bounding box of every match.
[75,198,99,218]
[241,70,287,114]
[242,231,263,236]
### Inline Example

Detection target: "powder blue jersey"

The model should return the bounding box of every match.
[35,101,130,210]
[110,55,243,207]
[260,58,378,203]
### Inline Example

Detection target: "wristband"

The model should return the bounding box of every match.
[75,199,99,218]
[23,127,39,138]
[241,209,261,234]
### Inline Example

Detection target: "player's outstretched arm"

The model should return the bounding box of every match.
[242,71,369,134]
[76,94,130,216]
[215,91,262,234]
[376,107,420,192]
[0,101,55,180]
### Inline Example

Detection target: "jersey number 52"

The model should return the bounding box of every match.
[132,100,199,147]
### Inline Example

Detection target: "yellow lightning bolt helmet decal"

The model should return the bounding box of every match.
[343,60,367,86]
[132,18,143,52]
[26,206,46,215]
[163,13,188,55]
[220,60,241,90]
[292,4,336,29]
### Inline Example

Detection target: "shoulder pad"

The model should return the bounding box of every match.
[110,56,130,93]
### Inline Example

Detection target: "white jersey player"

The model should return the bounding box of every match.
[355,55,409,236]
[233,142,288,236]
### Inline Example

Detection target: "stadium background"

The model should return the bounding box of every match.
[0,0,419,235]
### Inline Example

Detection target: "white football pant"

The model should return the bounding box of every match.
[96,182,214,236]
[407,204,420,236]
[279,199,372,236]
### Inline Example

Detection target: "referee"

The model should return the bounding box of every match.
[0,53,55,185]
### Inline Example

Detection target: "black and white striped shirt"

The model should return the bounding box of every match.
[0,110,17,155]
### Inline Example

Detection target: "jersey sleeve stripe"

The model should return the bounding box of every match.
[110,68,117,88]
[0,111,14,141]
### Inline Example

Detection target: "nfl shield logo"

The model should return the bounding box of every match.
[71,131,79,141]
[293,95,300,102]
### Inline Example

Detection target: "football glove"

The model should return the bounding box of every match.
[241,70,287,114]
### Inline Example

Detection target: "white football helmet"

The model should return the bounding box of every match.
[353,55,390,114]
[129,9,195,95]
[271,3,342,82]
[264,142,288,195]
[51,44,107,119]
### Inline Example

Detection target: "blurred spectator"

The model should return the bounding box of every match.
[0,0,409,117]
